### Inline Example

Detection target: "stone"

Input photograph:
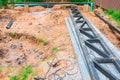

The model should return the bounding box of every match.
[10,44,17,49]
[34,76,44,80]
[16,53,26,65]
[10,42,23,49]
[5,54,18,63]
[33,48,39,53]
[34,54,42,60]
[26,49,31,54]
[0,48,8,58]
[16,42,23,48]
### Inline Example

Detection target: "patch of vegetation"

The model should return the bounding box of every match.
[38,38,48,46]
[51,46,59,53]
[105,8,114,15]
[51,46,67,53]
[9,76,18,80]
[9,65,32,80]
[9,32,16,38]
[104,8,120,26]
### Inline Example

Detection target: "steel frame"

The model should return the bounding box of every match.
[69,8,120,80]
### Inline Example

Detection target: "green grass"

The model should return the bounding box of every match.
[9,65,32,80]
[9,32,15,38]
[105,8,114,15]
[105,8,120,26]
[51,46,59,53]
[38,38,48,46]
[9,76,18,80]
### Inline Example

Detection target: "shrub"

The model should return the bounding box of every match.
[105,9,120,25]
[113,10,120,20]
[9,65,32,80]
[9,76,18,80]
[107,8,114,15]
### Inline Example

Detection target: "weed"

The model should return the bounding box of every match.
[20,65,32,80]
[106,8,114,15]
[9,65,32,80]
[9,75,18,80]
[105,9,120,26]
[9,32,15,38]
[112,10,120,24]
[38,38,48,46]
[51,46,59,53]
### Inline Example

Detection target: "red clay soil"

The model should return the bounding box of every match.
[82,10,120,50]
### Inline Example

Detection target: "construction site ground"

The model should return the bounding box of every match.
[0,5,119,80]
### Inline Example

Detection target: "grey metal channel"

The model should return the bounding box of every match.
[68,8,120,80]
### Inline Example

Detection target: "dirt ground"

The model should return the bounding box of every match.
[0,5,120,80]
[0,5,80,80]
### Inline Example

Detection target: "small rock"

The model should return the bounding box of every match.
[17,59,26,65]
[33,48,39,53]
[19,53,24,57]
[10,42,23,49]
[34,54,42,60]
[5,54,18,63]
[10,44,17,49]
[34,76,45,80]
[16,53,26,65]
[16,42,23,48]
[0,48,8,58]
[26,49,31,54]
[38,31,40,33]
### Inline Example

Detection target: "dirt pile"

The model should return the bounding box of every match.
[14,6,24,11]
[37,10,69,27]
[0,9,7,14]
[0,9,21,20]
[14,6,45,12]
[52,4,78,10]
[29,6,45,12]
